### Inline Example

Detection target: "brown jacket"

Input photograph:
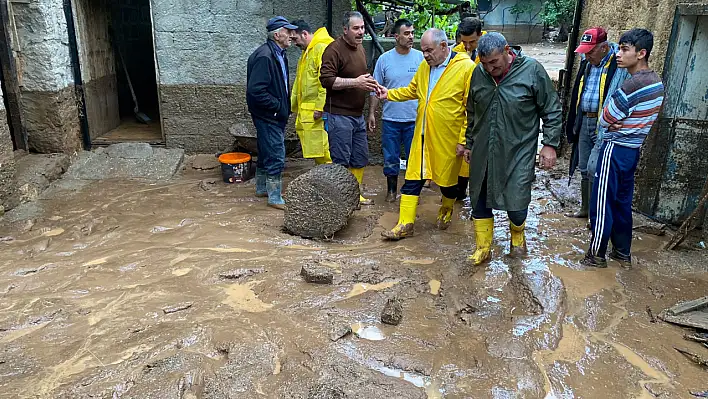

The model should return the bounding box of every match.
[319,36,368,116]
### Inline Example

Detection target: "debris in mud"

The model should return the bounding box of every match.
[684,332,708,344]
[14,264,48,276]
[329,323,352,342]
[199,178,219,191]
[218,267,265,280]
[634,223,666,236]
[644,382,667,397]
[646,305,658,323]
[381,298,404,325]
[674,347,708,367]
[191,154,220,170]
[0,236,14,242]
[284,164,360,239]
[301,262,334,284]
[690,390,708,398]
[308,384,347,399]
[162,302,194,314]
[659,296,708,330]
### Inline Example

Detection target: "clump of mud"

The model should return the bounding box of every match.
[284,164,359,239]
[381,298,403,325]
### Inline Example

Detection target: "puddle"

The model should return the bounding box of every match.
[351,323,385,341]
[429,279,441,295]
[41,228,65,237]
[403,258,436,265]
[221,281,273,312]
[83,257,109,267]
[345,281,398,298]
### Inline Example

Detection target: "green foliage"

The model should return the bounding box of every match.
[538,0,575,27]
[358,0,476,38]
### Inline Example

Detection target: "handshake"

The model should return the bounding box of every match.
[356,74,388,100]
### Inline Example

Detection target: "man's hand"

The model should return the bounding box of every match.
[367,113,376,133]
[313,110,323,120]
[463,149,471,164]
[356,74,380,92]
[456,144,466,157]
[608,121,623,131]
[539,145,557,170]
[377,86,389,100]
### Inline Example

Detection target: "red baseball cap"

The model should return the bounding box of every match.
[575,27,608,53]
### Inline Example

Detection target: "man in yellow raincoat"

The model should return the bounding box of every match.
[290,21,334,164]
[377,28,475,240]
[452,17,486,200]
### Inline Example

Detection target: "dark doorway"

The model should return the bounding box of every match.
[74,0,162,146]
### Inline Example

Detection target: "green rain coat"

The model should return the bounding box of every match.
[465,51,562,211]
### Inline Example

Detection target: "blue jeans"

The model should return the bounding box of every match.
[588,142,640,258]
[325,113,368,169]
[578,116,598,179]
[382,120,415,176]
[253,116,286,176]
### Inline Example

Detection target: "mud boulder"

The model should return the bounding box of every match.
[284,164,360,239]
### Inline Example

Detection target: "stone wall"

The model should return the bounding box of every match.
[73,0,120,139]
[11,0,82,153]
[152,0,350,154]
[0,85,18,211]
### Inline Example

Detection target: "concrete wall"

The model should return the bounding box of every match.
[0,85,18,211]
[152,0,350,153]
[73,0,120,139]
[11,0,82,153]
[480,0,544,43]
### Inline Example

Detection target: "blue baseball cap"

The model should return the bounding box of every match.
[267,16,298,32]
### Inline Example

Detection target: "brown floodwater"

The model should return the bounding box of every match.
[1,162,707,398]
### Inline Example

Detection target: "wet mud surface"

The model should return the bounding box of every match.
[1,162,707,398]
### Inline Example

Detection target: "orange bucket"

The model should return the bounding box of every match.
[218,152,252,183]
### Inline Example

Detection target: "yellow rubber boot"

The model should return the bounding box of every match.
[509,220,528,257]
[314,147,332,165]
[349,167,374,205]
[382,194,418,240]
[469,217,494,265]
[436,196,455,230]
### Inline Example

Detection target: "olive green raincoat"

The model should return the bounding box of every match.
[465,51,562,211]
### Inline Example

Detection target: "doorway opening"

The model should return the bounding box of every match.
[73,0,162,146]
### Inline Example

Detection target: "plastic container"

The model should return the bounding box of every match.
[218,152,252,183]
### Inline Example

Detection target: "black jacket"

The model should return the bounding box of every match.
[246,41,290,124]
[565,56,619,144]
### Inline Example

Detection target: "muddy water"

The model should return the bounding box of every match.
[1,163,707,398]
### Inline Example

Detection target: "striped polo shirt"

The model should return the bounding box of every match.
[599,69,664,148]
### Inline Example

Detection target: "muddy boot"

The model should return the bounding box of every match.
[255,168,267,198]
[385,175,398,203]
[436,196,455,230]
[349,167,374,206]
[581,252,607,268]
[565,177,589,218]
[509,220,528,257]
[609,248,632,269]
[266,174,286,210]
[382,194,417,240]
[468,218,493,265]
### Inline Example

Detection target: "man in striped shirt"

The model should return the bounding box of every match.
[583,28,664,268]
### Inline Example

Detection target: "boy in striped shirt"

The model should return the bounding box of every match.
[583,28,665,268]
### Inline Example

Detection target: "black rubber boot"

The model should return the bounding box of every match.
[385,175,398,203]
[566,177,589,218]
[456,176,469,201]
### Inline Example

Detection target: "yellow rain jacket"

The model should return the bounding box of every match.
[388,52,475,187]
[291,27,334,158]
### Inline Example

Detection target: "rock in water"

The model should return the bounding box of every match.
[381,298,403,325]
[301,262,334,284]
[284,164,360,239]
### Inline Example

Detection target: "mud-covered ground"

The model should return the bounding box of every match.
[1,160,707,399]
